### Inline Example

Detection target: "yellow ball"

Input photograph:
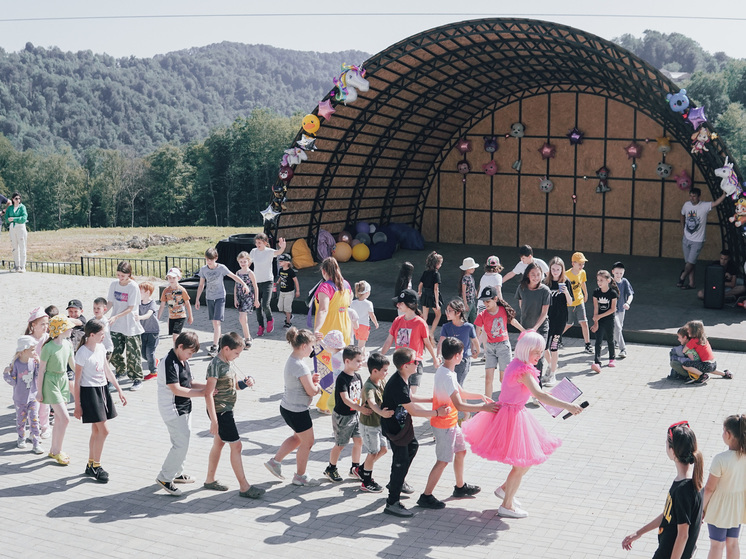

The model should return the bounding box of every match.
[333,242,352,262]
[352,242,370,262]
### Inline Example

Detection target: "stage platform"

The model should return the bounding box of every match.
[294,242,746,352]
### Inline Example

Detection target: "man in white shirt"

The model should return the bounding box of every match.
[678,188,726,290]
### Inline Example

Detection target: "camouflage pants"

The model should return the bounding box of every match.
[110,332,143,381]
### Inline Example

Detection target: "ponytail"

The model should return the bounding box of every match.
[669,424,704,491]
[724,414,746,456]
[287,326,315,348]
[692,450,704,492]
[78,319,104,352]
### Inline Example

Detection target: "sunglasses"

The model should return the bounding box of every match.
[404,360,419,366]
[667,420,689,441]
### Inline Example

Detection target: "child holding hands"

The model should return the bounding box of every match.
[590,270,618,373]
[4,336,43,453]
[358,352,394,492]
[234,252,260,347]
[158,267,193,345]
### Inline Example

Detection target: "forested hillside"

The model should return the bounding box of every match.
[0,42,369,155]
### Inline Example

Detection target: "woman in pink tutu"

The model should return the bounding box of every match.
[462,330,583,518]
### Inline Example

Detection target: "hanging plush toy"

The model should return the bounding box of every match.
[278,166,294,182]
[656,162,673,179]
[482,160,498,176]
[539,177,554,193]
[715,157,742,199]
[656,137,672,155]
[509,123,525,138]
[457,159,471,184]
[596,166,611,193]
[729,197,746,228]
[690,127,711,154]
[666,89,689,113]
[674,170,692,191]
[302,114,320,135]
[483,137,498,153]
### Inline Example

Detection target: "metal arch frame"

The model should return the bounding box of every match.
[270,17,744,268]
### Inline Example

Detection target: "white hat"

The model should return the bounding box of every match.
[321,330,346,350]
[459,257,480,271]
[356,281,371,295]
[166,267,182,279]
[16,335,37,353]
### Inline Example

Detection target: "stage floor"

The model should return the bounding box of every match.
[296,242,746,351]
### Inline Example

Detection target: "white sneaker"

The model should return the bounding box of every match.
[498,505,529,518]
[494,486,521,507]
[544,373,557,387]
[292,474,321,486]
[17,437,27,449]
[32,444,45,455]
[264,459,284,480]
[40,429,52,439]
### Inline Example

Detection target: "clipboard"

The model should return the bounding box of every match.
[538,377,582,418]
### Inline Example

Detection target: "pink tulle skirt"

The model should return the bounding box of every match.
[462,403,562,467]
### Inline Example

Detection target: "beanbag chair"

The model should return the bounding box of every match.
[316,229,336,261]
[291,238,316,269]
[368,230,398,262]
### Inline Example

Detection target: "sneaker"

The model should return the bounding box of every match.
[584,343,593,354]
[608,360,616,368]
[266,320,274,334]
[590,363,602,373]
[283,321,292,328]
[32,444,45,455]
[85,463,109,483]
[387,481,415,494]
[17,437,27,449]
[543,373,557,387]
[130,380,143,391]
[723,369,733,379]
[257,326,264,337]
[157,478,182,496]
[452,483,481,498]
[144,372,158,381]
[244,338,252,349]
[107,382,116,393]
[173,474,195,484]
[292,474,322,486]
[361,480,383,493]
[324,465,343,483]
[618,351,627,360]
[239,485,265,499]
[383,501,414,517]
[686,373,709,385]
[494,486,522,507]
[40,429,51,440]
[48,452,70,465]
[498,505,529,518]
[350,465,363,481]
[264,459,284,480]
[417,493,446,509]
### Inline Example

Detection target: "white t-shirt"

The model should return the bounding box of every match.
[250,247,276,283]
[681,200,712,243]
[350,299,374,327]
[74,344,108,387]
[99,315,114,352]
[477,272,503,311]
[107,280,145,336]
[511,258,549,278]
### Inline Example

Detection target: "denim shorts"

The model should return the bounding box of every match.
[331,411,360,446]
[361,423,388,454]
[207,298,225,321]
[707,524,741,542]
[485,340,511,371]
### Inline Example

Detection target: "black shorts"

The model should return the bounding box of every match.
[169,318,186,335]
[280,406,313,433]
[79,385,118,424]
[207,409,240,443]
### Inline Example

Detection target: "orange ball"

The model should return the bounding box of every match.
[333,241,352,262]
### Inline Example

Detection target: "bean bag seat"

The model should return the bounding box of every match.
[368,229,398,262]
[388,223,425,250]
[316,229,336,261]
[291,238,316,269]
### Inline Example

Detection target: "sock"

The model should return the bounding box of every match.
[362,468,372,483]
[271,458,281,465]
[87,459,94,466]
[92,461,101,468]
[351,462,360,469]
[328,463,336,470]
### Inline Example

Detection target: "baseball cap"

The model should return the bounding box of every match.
[479,286,498,300]
[393,288,418,306]
[66,299,83,310]
[166,267,182,279]
[571,252,588,263]
[486,255,500,267]
[277,253,292,262]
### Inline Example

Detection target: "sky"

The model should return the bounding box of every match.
[0,1,745,61]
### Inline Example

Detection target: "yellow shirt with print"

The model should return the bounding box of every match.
[565,268,586,307]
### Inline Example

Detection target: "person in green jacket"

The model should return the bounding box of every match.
[6,192,28,273]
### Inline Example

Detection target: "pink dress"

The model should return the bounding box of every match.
[462,359,561,466]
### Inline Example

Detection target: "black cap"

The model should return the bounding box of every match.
[277,253,292,262]
[392,288,418,306]
[66,299,83,310]
[478,286,498,300]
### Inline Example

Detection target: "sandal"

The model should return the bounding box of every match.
[203,480,229,491]
[48,452,70,465]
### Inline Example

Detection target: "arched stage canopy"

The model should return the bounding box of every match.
[268,18,744,269]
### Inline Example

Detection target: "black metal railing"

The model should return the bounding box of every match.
[2,256,204,279]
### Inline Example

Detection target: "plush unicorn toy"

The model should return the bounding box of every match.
[332,64,369,105]
[282,147,308,167]
[714,157,742,200]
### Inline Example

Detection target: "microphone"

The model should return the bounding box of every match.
[563,400,589,419]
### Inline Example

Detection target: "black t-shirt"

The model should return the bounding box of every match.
[419,269,441,290]
[333,371,362,416]
[711,259,739,278]
[278,267,297,293]
[592,288,617,321]
[163,349,193,416]
[380,372,412,437]
[548,279,573,325]
[653,479,703,559]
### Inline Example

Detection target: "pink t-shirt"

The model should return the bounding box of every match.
[389,315,429,360]
[474,306,509,343]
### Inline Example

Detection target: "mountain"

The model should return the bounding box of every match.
[0,42,370,155]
